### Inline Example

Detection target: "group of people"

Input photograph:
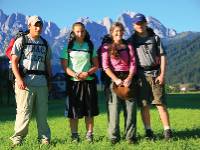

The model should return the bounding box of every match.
[10,13,172,146]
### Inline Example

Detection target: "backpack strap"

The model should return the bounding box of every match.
[18,34,28,63]
[69,49,91,53]
[87,39,94,65]
[39,36,49,77]
[154,35,162,56]
[129,31,161,70]
[67,40,94,65]
[19,35,49,77]
[107,40,131,70]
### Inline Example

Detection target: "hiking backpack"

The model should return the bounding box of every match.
[97,34,112,85]
[6,30,29,61]
[5,30,48,82]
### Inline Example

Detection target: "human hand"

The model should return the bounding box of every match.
[123,77,132,87]
[16,79,26,90]
[155,75,164,85]
[78,72,89,80]
[114,78,123,86]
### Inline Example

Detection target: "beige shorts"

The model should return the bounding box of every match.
[137,75,166,107]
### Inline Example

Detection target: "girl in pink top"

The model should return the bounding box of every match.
[101,22,138,144]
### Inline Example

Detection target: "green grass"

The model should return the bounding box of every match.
[0,92,200,150]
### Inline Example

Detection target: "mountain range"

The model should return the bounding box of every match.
[0,9,199,84]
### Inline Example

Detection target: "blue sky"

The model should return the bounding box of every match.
[1,0,200,32]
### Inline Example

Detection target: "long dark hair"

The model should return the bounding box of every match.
[67,22,93,50]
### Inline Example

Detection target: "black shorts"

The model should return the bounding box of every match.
[67,79,99,119]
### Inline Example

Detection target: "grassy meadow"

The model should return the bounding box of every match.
[0,92,200,150]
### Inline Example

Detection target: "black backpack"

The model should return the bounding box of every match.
[97,34,113,69]
[97,34,112,85]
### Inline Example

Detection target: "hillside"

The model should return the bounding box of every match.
[165,32,200,84]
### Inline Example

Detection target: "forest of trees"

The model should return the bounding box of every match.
[165,33,200,84]
[1,32,200,104]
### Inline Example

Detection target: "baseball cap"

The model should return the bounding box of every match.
[28,16,43,26]
[132,13,147,24]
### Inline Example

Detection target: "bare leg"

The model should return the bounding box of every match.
[141,105,151,129]
[141,105,155,139]
[85,117,94,142]
[156,104,170,128]
[156,104,172,139]
[69,118,78,133]
[85,117,94,133]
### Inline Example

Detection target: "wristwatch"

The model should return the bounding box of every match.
[87,71,91,76]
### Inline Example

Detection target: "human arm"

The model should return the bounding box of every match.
[102,44,122,85]
[78,56,99,80]
[123,44,137,87]
[155,55,166,85]
[11,55,26,90]
[154,36,167,85]
[60,58,81,80]
[11,37,27,90]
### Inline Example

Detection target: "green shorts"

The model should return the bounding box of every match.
[137,75,166,107]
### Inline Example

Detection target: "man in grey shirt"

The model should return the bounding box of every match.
[128,13,172,140]
[10,16,51,146]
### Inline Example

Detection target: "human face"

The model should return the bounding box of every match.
[29,22,43,39]
[133,21,147,34]
[73,25,86,42]
[111,26,124,43]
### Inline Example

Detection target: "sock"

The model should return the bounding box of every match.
[145,125,152,130]
[71,132,78,135]
[164,126,170,130]
[87,131,93,135]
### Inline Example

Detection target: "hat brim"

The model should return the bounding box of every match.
[132,18,146,24]
[35,21,43,25]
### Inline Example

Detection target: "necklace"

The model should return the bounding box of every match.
[76,41,84,48]
[78,42,84,48]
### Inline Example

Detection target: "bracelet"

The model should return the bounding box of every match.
[74,72,80,79]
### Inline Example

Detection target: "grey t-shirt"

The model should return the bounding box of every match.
[11,34,51,86]
[133,35,166,76]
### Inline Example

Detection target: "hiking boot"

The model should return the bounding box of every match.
[41,139,50,145]
[127,137,137,144]
[110,138,119,145]
[86,133,93,143]
[164,129,173,140]
[145,129,155,140]
[10,137,22,147]
[71,133,80,143]
[11,140,22,147]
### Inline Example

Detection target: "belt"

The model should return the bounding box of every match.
[26,70,47,75]
[138,65,160,71]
